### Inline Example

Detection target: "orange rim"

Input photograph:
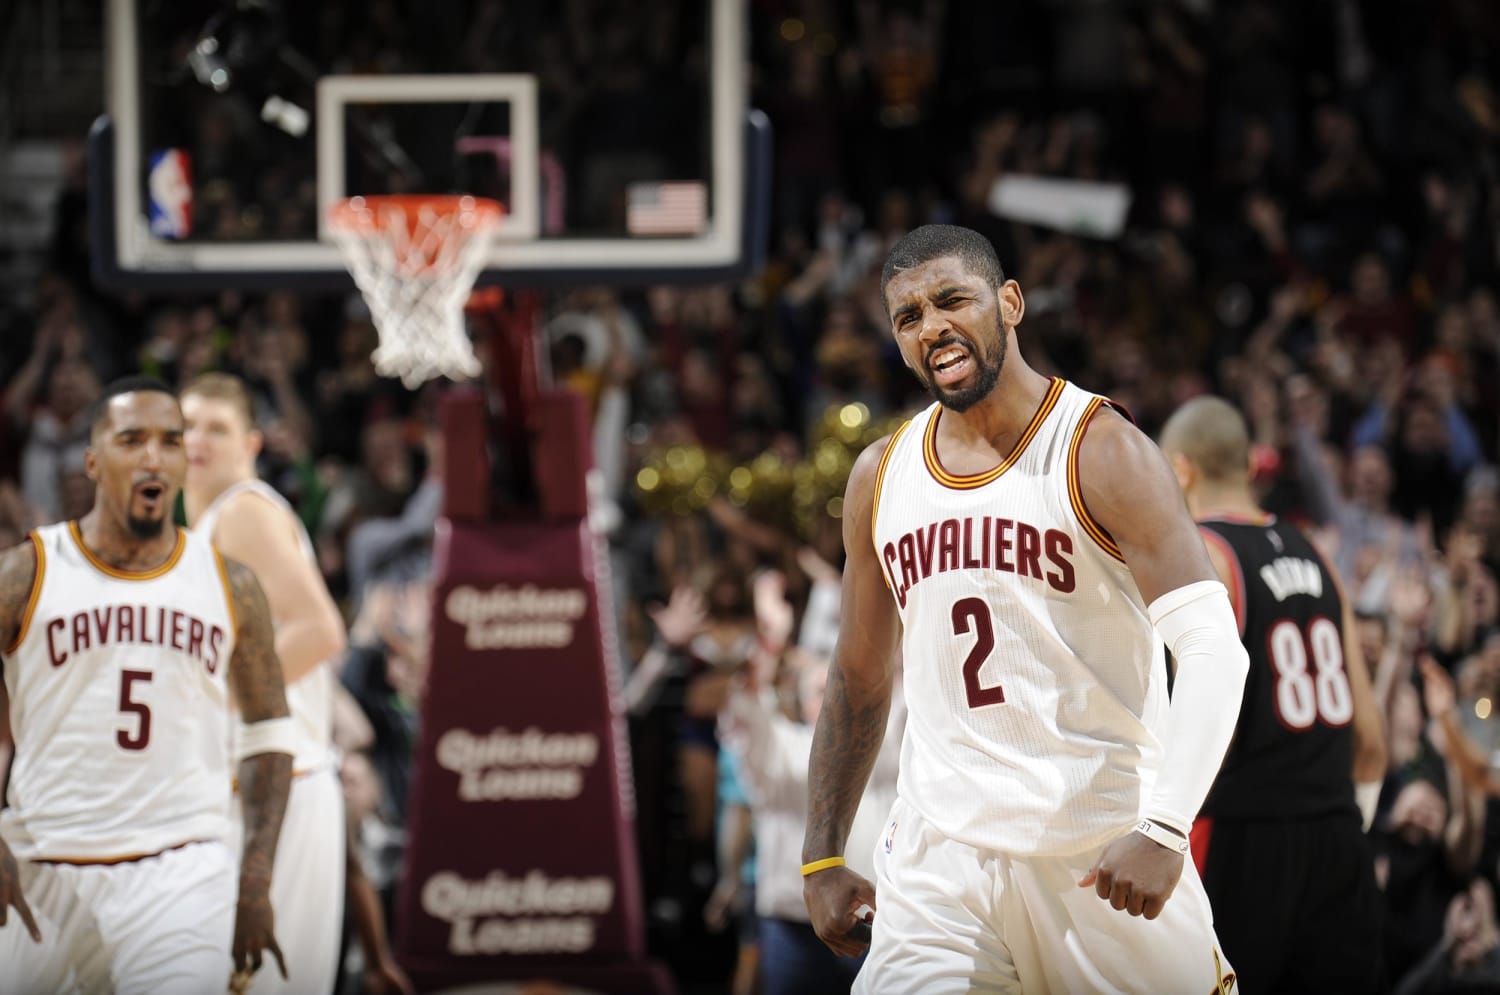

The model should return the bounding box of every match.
[327,195,504,235]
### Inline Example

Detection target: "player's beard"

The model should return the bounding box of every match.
[920,314,1006,413]
[126,511,167,538]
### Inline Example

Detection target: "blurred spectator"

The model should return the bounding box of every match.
[717,639,904,995]
[1376,659,1490,981]
[14,356,100,525]
[1394,877,1500,995]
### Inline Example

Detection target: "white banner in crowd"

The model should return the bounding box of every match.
[988,175,1133,239]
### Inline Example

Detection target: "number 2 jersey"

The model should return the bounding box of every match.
[2,522,237,861]
[872,378,1169,857]
[1196,515,1356,821]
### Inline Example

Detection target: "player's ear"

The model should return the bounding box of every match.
[1167,452,1195,494]
[84,445,100,483]
[998,279,1025,329]
[246,428,264,460]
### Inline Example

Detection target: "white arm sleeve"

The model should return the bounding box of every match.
[1141,580,1250,836]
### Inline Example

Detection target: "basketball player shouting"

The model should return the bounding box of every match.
[1160,396,1387,994]
[801,226,1249,993]
[182,373,349,995]
[0,376,293,992]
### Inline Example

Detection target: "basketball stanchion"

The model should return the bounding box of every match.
[330,198,670,992]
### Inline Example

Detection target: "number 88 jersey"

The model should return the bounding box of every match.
[2,522,237,862]
[1196,515,1356,821]
[872,379,1170,857]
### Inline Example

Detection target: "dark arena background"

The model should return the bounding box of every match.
[3,0,1500,992]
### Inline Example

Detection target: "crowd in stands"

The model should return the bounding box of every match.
[3,0,1500,991]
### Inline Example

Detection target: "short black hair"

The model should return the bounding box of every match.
[87,375,178,439]
[880,224,1007,309]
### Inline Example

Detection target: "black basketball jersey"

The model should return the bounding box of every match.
[1197,515,1358,821]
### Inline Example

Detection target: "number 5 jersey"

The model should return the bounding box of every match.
[2,522,238,861]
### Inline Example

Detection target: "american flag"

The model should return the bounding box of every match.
[626,181,708,236]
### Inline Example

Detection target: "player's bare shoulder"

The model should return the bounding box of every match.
[215,488,298,548]
[0,537,40,652]
[1075,402,1180,514]
[843,432,900,537]
[1077,401,1154,467]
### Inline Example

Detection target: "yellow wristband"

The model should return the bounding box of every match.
[800,856,846,877]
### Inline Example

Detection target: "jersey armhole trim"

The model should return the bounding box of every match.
[1067,397,1127,563]
[870,420,913,577]
[4,531,46,655]
[1198,526,1248,638]
[213,549,239,634]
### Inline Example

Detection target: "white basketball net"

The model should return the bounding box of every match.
[329,196,501,388]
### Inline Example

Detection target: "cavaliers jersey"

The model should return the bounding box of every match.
[872,378,1167,856]
[1197,516,1356,820]
[2,522,237,860]
[195,479,335,774]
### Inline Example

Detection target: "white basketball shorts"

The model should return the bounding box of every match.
[0,839,235,995]
[853,796,1236,995]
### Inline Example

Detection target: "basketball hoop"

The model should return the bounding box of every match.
[328,195,503,388]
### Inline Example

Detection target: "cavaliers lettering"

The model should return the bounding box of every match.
[881,514,1076,607]
[44,603,226,672]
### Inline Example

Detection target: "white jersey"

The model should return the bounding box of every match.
[2,522,237,860]
[871,378,1167,856]
[195,479,335,773]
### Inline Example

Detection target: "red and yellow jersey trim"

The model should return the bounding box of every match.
[67,521,186,581]
[213,549,239,633]
[922,377,1064,490]
[1067,397,1127,563]
[4,530,46,655]
[870,419,913,560]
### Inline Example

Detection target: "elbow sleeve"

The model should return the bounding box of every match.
[1142,581,1251,835]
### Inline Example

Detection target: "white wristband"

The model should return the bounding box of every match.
[1355,782,1381,833]
[236,717,296,761]
[1134,819,1190,855]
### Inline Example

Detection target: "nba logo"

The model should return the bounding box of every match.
[147,150,193,239]
[884,818,898,854]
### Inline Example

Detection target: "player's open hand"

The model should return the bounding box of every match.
[232,885,287,981]
[804,865,877,957]
[1078,828,1185,919]
[0,839,41,943]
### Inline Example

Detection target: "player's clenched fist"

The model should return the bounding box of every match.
[1078,829,1185,920]
[804,865,877,958]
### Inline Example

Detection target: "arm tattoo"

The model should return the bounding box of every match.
[802,663,892,862]
[237,751,292,887]
[224,558,291,723]
[223,556,292,887]
[0,541,39,654]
